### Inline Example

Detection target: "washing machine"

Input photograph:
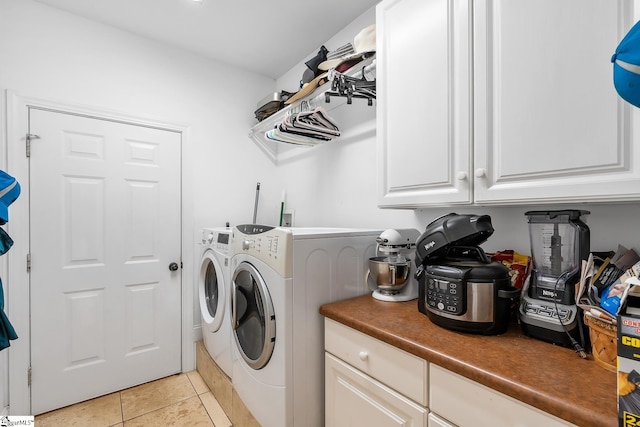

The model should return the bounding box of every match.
[230,224,381,427]
[198,227,233,378]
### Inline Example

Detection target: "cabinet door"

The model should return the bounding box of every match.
[377,0,472,207]
[428,413,457,427]
[429,365,575,427]
[325,353,428,427]
[474,0,640,204]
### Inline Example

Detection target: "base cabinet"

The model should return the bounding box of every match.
[429,365,575,427]
[428,413,456,427]
[324,318,578,427]
[325,353,428,427]
[324,318,428,427]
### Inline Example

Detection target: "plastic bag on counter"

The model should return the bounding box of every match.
[488,250,531,290]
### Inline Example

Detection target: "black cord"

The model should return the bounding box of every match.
[553,274,587,358]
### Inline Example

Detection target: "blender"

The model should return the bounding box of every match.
[367,229,420,302]
[519,210,590,348]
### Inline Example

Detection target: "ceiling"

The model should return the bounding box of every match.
[32,0,380,79]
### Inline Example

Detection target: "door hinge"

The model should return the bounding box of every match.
[26,133,40,158]
[26,253,31,272]
[28,366,32,387]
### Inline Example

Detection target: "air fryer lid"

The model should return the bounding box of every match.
[415,213,494,265]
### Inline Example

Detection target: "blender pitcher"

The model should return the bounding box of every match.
[525,210,590,305]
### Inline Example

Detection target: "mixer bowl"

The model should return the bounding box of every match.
[368,256,410,294]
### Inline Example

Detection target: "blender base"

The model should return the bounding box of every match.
[520,321,586,349]
[518,299,589,349]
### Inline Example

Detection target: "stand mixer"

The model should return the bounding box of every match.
[367,229,420,302]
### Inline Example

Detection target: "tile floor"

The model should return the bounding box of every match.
[34,370,232,427]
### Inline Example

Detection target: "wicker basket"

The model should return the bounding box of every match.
[584,313,617,372]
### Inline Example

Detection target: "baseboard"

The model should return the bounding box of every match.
[193,324,202,342]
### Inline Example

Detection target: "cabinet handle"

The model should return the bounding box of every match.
[456,171,468,181]
[474,168,486,178]
[359,351,369,361]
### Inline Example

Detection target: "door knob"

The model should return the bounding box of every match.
[169,262,179,271]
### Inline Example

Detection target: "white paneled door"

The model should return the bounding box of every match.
[28,108,182,415]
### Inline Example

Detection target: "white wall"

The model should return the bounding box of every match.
[268,6,417,232]
[0,0,276,412]
[0,0,278,227]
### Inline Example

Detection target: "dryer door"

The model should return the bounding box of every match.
[199,250,226,332]
[232,261,276,370]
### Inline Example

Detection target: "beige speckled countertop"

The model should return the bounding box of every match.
[320,294,617,427]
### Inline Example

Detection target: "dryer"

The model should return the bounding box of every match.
[198,227,233,378]
[230,224,381,427]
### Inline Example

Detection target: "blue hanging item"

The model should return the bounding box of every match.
[0,169,20,350]
[0,278,18,351]
[0,228,13,256]
[0,170,20,225]
[613,20,640,107]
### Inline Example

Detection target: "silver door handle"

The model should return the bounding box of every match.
[231,281,238,329]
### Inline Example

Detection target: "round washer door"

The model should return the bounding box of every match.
[232,261,276,370]
[198,250,226,332]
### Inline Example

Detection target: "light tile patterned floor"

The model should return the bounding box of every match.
[34,371,232,427]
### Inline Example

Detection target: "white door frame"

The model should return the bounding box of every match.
[4,90,196,415]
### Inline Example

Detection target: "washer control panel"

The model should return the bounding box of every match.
[232,225,293,277]
[201,227,231,255]
[239,235,280,256]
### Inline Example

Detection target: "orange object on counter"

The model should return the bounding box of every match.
[488,250,531,289]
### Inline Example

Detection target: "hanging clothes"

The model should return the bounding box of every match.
[0,278,18,351]
[0,170,21,225]
[0,228,14,256]
[0,169,20,351]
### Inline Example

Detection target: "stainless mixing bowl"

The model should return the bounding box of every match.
[368,256,410,294]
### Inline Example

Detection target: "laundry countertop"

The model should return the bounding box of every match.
[319,294,617,427]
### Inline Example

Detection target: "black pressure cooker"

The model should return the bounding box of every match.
[415,213,520,335]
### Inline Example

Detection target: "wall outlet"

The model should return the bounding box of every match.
[282,211,294,227]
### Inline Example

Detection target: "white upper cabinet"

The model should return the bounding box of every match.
[377,0,472,207]
[474,0,637,204]
[378,0,640,208]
